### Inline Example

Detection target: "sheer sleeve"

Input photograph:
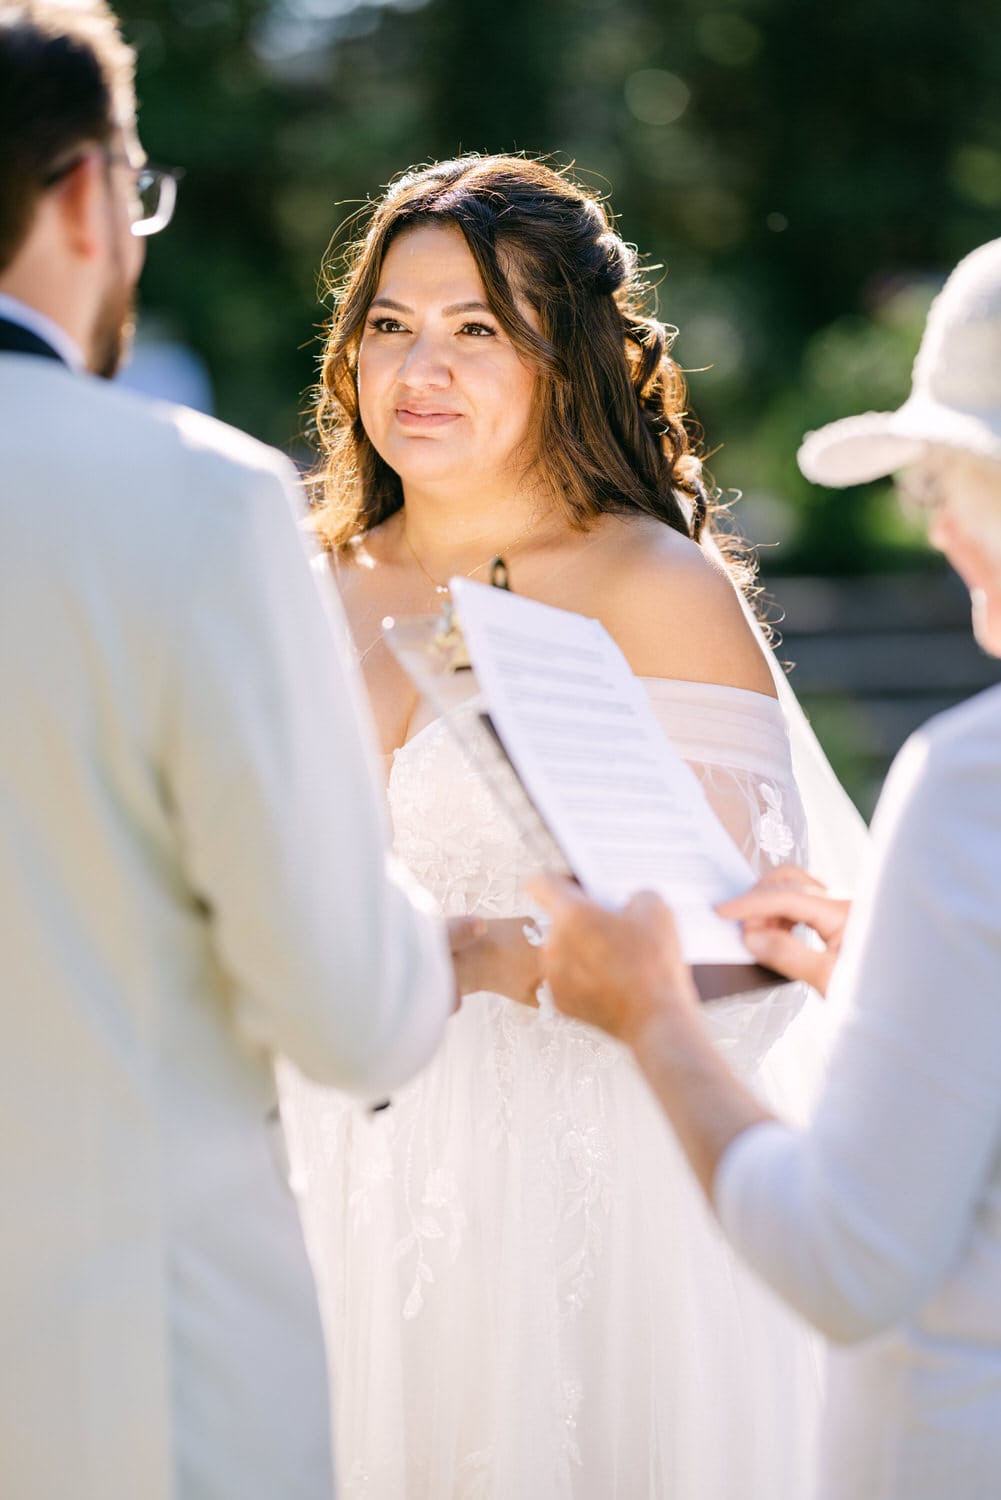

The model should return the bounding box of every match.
[643,678,824,1091]
[644,678,809,876]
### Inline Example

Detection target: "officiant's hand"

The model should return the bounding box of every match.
[448,916,545,1008]
[526,876,699,1044]
[716,864,850,998]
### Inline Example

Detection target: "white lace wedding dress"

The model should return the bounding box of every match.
[282,677,836,1499]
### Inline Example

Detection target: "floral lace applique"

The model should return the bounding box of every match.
[757,781,796,864]
[456,1447,496,1500]
[558,1376,585,1467]
[540,1029,619,1321]
[376,1084,469,1321]
[389,710,534,919]
[480,992,525,1149]
[348,1149,394,1234]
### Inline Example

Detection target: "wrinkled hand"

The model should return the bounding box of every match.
[716,864,850,998]
[527,876,699,1045]
[448,915,545,1008]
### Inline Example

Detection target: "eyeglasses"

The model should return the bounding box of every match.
[43,149,183,237]
[898,464,947,522]
[118,159,182,237]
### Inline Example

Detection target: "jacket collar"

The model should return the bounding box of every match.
[0,315,66,364]
[0,295,83,369]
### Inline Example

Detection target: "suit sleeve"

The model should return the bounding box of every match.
[714,713,1001,1343]
[160,451,453,1096]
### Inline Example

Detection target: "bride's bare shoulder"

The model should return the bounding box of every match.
[573,515,776,695]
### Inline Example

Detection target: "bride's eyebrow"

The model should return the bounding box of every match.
[369,298,411,313]
[442,300,493,316]
[368,297,494,317]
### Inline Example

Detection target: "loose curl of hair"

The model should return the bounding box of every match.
[311,154,717,552]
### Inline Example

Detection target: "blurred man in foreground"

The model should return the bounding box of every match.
[0,4,458,1495]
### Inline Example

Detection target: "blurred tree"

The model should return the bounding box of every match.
[117,0,1001,570]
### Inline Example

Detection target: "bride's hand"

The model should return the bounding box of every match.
[716,864,851,998]
[448,916,545,1008]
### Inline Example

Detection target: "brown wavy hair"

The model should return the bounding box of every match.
[311,154,716,551]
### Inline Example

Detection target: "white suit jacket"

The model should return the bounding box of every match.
[0,351,453,1499]
[716,682,1001,1498]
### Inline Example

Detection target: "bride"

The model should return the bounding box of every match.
[281,155,866,1498]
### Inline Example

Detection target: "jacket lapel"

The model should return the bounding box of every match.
[0,316,66,365]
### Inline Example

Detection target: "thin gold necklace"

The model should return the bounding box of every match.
[401,510,545,598]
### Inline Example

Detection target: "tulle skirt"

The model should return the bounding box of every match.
[281,981,828,1499]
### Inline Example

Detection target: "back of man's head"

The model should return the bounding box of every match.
[0,0,135,271]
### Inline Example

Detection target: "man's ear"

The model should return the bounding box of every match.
[50,150,106,262]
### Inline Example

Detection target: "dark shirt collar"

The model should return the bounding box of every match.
[0,315,66,365]
[0,295,83,369]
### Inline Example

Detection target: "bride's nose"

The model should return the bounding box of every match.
[398,329,451,389]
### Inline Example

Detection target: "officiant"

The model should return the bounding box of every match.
[531,236,1001,1500]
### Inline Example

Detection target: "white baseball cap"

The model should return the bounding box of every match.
[798,237,1001,487]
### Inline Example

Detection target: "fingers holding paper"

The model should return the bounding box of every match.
[528,861,850,1038]
[527,876,700,1043]
[716,864,851,997]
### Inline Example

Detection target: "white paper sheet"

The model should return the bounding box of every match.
[449,577,757,964]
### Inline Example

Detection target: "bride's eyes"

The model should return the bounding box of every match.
[364,316,499,338]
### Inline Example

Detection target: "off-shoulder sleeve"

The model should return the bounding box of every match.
[643,678,808,875]
[642,679,820,1080]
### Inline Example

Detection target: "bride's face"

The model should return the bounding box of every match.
[357,223,539,497]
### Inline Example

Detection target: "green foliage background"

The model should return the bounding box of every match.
[120,0,1001,573]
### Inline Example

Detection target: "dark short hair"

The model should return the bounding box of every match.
[0,0,135,270]
[312,155,713,550]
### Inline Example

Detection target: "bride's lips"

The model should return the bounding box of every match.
[395,407,462,430]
